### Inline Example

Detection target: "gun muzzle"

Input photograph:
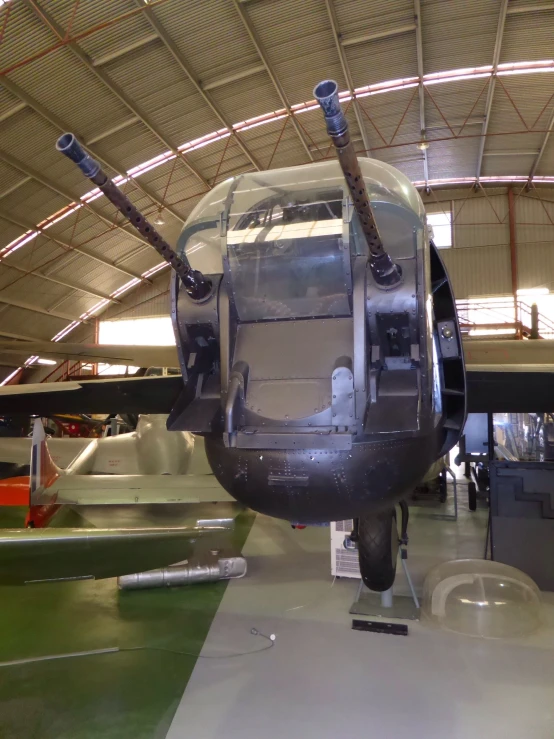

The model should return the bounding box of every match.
[56,133,103,181]
[313,80,402,289]
[56,134,211,301]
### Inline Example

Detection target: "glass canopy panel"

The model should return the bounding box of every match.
[226,183,350,321]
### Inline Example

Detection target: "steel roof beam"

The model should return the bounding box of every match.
[324,0,372,158]
[231,0,314,162]
[427,117,484,130]
[203,65,266,91]
[92,33,159,67]
[27,0,211,190]
[0,147,156,256]
[414,0,429,186]
[85,117,140,145]
[0,177,31,201]
[0,209,148,283]
[0,102,26,124]
[485,150,539,157]
[137,1,262,172]
[341,24,417,47]
[475,0,509,181]
[507,2,554,13]
[0,330,45,342]
[0,261,119,303]
[0,294,82,322]
[528,106,554,182]
[0,77,186,224]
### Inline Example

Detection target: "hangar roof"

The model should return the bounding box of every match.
[0,0,554,366]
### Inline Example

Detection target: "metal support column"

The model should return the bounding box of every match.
[507,187,519,336]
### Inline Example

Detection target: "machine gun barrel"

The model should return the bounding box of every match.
[313,80,402,289]
[56,134,212,301]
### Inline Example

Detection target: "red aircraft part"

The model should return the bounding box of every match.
[0,476,30,506]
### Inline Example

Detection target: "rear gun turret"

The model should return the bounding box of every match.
[313,80,402,289]
[56,134,212,301]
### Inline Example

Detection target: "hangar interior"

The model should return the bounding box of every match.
[1,0,554,737]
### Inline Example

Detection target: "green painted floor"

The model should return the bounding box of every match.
[0,503,254,739]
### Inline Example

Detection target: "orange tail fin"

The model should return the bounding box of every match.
[25,419,61,528]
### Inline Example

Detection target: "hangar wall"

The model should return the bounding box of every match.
[97,185,554,323]
[421,186,554,299]
[8,183,554,387]
[85,184,554,325]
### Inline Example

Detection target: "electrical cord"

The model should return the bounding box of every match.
[0,630,275,667]
[121,630,275,660]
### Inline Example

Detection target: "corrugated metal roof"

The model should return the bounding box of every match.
[43,0,139,38]
[102,42,222,145]
[0,86,22,120]
[502,8,554,63]
[335,0,414,40]
[0,179,68,226]
[247,0,345,104]
[345,33,418,89]
[100,273,172,320]
[0,304,69,335]
[152,0,261,87]
[0,0,553,344]
[9,46,132,144]
[422,0,499,74]
[208,71,283,127]
[536,140,554,178]
[427,138,481,179]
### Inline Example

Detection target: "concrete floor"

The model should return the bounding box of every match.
[168,493,554,739]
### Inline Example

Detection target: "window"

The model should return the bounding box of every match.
[99,316,174,346]
[427,211,452,248]
[97,316,175,375]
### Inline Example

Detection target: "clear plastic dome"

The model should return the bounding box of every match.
[422,559,542,639]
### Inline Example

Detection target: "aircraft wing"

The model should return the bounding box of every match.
[466,367,554,412]
[0,525,214,585]
[0,341,179,368]
[1,340,554,416]
[0,375,182,415]
[38,473,235,506]
[462,338,554,365]
[1,336,543,371]
[463,338,554,412]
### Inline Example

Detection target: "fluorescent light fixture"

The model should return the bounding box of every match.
[37,358,57,365]
[0,367,22,386]
[517,288,549,296]
[468,328,517,336]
